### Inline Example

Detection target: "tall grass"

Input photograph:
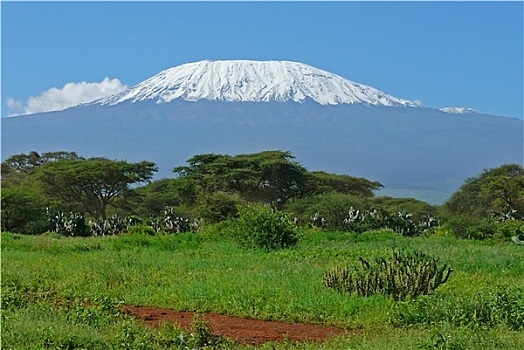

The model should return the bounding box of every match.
[2,229,524,349]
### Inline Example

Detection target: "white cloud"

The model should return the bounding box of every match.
[7,78,127,116]
[6,98,23,115]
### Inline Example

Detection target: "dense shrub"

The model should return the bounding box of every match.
[371,196,438,222]
[163,207,192,233]
[444,216,497,240]
[323,249,453,301]
[195,191,243,224]
[90,214,127,236]
[444,164,524,219]
[285,192,368,229]
[233,204,299,251]
[340,207,438,236]
[492,219,524,240]
[1,187,52,234]
[49,211,90,237]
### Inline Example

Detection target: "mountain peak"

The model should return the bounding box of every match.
[95,60,420,107]
[439,107,480,115]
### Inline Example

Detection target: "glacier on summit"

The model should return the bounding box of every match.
[95,60,420,107]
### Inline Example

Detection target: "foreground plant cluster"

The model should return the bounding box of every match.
[323,249,453,301]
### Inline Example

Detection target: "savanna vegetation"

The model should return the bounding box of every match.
[2,150,523,349]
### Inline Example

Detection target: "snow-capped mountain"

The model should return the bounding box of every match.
[440,107,480,114]
[95,60,420,107]
[3,60,522,204]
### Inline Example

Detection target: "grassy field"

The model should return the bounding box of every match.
[2,227,524,349]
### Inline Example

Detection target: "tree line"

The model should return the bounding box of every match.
[1,150,523,238]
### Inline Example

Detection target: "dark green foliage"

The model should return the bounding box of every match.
[310,212,328,228]
[286,193,438,233]
[125,224,158,236]
[304,171,383,197]
[445,164,524,219]
[371,196,437,222]
[0,187,51,234]
[132,177,196,218]
[89,214,128,236]
[163,207,191,233]
[286,192,368,228]
[387,210,418,237]
[125,215,142,227]
[48,211,90,237]
[173,150,308,205]
[145,207,198,235]
[443,214,524,241]
[340,207,439,236]
[444,216,498,240]
[36,157,157,220]
[233,204,299,251]
[323,249,452,300]
[195,191,243,224]
[342,207,389,233]
[2,150,81,175]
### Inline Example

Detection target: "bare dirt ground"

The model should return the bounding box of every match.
[123,305,349,346]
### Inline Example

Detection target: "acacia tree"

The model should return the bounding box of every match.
[1,151,81,187]
[445,163,524,219]
[2,151,81,174]
[304,171,383,197]
[173,150,307,205]
[36,158,157,219]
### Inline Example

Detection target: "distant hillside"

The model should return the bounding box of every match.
[3,100,522,204]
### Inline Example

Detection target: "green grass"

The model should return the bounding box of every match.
[2,228,524,349]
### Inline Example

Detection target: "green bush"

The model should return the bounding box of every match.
[493,220,524,240]
[1,187,52,234]
[323,248,453,301]
[285,192,368,229]
[49,211,90,237]
[444,216,497,240]
[195,191,243,224]
[233,204,299,251]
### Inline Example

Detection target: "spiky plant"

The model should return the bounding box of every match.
[323,248,453,301]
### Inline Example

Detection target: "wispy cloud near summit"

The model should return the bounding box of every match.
[7,78,127,116]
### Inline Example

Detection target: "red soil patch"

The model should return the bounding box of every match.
[123,305,348,346]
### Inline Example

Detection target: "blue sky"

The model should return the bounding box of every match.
[2,1,523,118]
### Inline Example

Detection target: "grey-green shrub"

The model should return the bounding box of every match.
[323,248,453,301]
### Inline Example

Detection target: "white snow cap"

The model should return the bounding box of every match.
[98,60,420,107]
[440,107,480,114]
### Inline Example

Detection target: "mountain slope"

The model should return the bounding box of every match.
[94,60,420,107]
